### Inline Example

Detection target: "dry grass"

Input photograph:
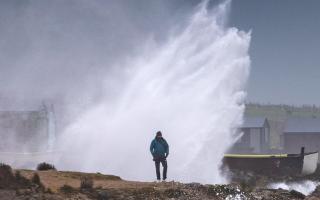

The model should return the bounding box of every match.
[18,169,159,192]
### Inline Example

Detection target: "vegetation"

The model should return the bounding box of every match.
[14,170,32,186]
[246,103,320,118]
[0,163,13,176]
[80,176,94,190]
[31,173,41,185]
[0,163,33,189]
[59,184,76,194]
[36,162,56,171]
[0,163,14,188]
[46,188,53,194]
[31,173,45,191]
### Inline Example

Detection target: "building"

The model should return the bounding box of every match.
[283,117,320,155]
[231,117,270,153]
[0,105,55,153]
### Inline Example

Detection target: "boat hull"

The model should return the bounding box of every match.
[223,152,318,176]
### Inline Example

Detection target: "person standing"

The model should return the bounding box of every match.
[150,131,169,181]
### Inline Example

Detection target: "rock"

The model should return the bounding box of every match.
[289,190,305,199]
[17,188,32,195]
[306,197,320,200]
[97,190,109,200]
[164,188,183,198]
[306,185,320,200]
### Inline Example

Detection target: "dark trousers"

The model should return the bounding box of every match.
[155,158,167,180]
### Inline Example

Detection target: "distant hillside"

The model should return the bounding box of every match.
[245,103,320,120]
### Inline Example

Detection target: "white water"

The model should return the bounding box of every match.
[57,0,251,183]
[269,180,319,196]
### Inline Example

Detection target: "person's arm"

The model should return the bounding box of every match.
[164,139,169,157]
[150,140,155,156]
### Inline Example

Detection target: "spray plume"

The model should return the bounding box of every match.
[57,0,251,183]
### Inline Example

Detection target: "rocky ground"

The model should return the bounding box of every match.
[1,163,320,200]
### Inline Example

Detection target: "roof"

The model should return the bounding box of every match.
[224,154,288,158]
[284,117,320,133]
[241,117,267,128]
[0,110,46,120]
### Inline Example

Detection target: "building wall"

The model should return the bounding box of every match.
[0,110,48,152]
[267,120,285,149]
[229,121,271,154]
[231,127,266,153]
[229,128,252,153]
[250,128,261,153]
[284,133,320,154]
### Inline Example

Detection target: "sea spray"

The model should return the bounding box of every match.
[269,180,319,196]
[57,0,251,183]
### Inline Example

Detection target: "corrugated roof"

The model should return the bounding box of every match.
[241,117,266,128]
[284,117,320,133]
[0,111,45,119]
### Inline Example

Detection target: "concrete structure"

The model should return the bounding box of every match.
[231,117,270,153]
[0,105,55,153]
[283,117,320,155]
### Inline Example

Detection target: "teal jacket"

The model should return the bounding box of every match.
[150,137,169,158]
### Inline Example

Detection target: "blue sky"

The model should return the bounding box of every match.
[228,0,320,105]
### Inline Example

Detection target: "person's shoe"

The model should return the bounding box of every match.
[155,179,161,183]
[162,178,167,182]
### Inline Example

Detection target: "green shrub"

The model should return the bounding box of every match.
[0,163,13,177]
[36,162,56,171]
[0,163,14,188]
